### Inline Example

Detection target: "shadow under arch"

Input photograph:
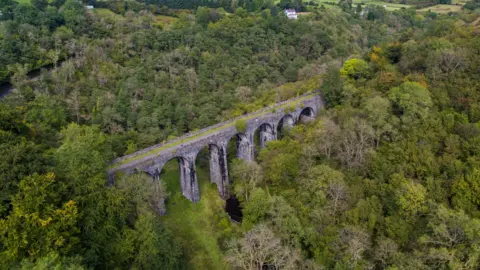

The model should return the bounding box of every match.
[118,169,167,215]
[298,107,316,123]
[160,155,199,202]
[277,114,295,139]
[253,122,276,157]
[226,132,252,162]
[193,143,229,198]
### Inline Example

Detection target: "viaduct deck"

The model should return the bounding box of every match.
[109,92,324,203]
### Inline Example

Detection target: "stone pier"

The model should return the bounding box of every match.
[209,143,229,198]
[108,93,324,204]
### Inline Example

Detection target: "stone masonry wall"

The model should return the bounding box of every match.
[108,93,324,202]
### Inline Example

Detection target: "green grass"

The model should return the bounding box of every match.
[160,161,234,270]
[14,0,31,4]
[93,8,122,17]
[417,4,463,13]
[312,0,411,10]
[351,0,411,10]
[322,3,342,9]
[111,92,319,170]
[452,0,468,5]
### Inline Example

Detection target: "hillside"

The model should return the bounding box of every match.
[1,0,480,269]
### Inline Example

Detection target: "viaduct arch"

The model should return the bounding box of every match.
[108,93,324,205]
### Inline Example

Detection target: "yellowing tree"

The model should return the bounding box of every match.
[0,173,79,267]
[340,58,370,80]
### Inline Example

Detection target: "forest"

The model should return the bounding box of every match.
[1,0,480,268]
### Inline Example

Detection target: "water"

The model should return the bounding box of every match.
[225,196,243,222]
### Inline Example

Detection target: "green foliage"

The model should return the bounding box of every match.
[235,119,247,133]
[298,165,344,211]
[1,2,480,270]
[394,175,428,218]
[258,139,302,190]
[340,58,370,80]
[55,124,111,194]
[464,0,480,10]
[452,169,480,217]
[19,253,84,270]
[419,205,480,268]
[388,81,432,125]
[160,162,231,269]
[31,0,48,10]
[322,65,344,107]
[0,173,79,267]
[230,159,263,202]
[242,188,270,227]
[0,0,17,21]
[113,213,182,270]
[116,173,168,215]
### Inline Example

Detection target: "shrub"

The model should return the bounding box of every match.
[340,58,370,80]
[235,119,247,133]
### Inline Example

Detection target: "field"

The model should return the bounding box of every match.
[14,0,30,3]
[312,0,466,12]
[160,160,234,270]
[418,4,463,13]
[357,0,411,10]
[93,8,124,20]
[301,0,412,10]
[328,0,411,10]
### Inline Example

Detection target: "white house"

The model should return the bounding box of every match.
[284,9,298,20]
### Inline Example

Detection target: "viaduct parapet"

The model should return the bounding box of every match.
[109,92,324,204]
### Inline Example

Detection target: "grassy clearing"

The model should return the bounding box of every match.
[14,0,30,4]
[453,0,468,5]
[161,161,233,270]
[297,12,313,15]
[321,3,342,9]
[351,0,411,10]
[312,0,411,10]
[111,92,319,170]
[93,8,125,21]
[417,4,463,13]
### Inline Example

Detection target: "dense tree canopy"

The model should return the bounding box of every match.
[1,0,480,269]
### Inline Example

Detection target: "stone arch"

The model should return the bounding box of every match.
[228,133,253,161]
[161,154,200,202]
[277,114,295,138]
[120,169,167,215]
[298,107,316,123]
[205,143,229,198]
[133,168,155,178]
[255,123,276,150]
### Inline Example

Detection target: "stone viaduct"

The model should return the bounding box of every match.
[108,92,324,203]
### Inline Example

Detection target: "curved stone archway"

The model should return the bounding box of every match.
[256,123,276,149]
[207,143,229,198]
[298,107,316,123]
[160,154,200,203]
[124,170,167,215]
[108,93,325,204]
[233,133,254,161]
[277,114,295,138]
